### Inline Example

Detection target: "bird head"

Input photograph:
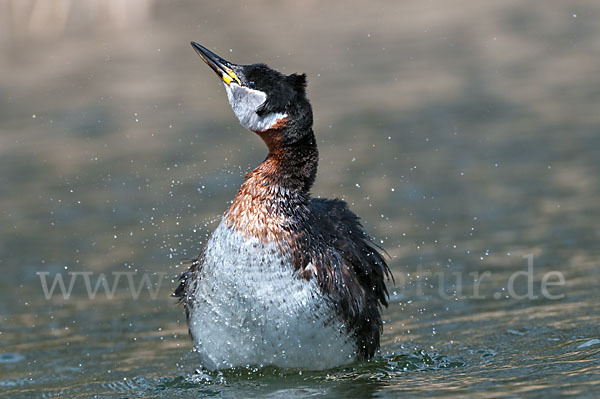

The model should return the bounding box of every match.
[191,42,313,148]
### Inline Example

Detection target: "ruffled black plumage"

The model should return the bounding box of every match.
[301,198,392,359]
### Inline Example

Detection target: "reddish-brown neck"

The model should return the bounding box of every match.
[255,118,288,154]
[224,126,318,241]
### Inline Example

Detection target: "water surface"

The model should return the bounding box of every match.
[1,1,599,397]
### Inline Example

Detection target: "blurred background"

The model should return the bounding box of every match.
[1,1,599,397]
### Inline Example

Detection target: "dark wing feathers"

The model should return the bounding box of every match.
[309,198,391,304]
[172,270,191,301]
[308,198,392,359]
[172,255,204,336]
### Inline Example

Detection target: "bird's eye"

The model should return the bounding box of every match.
[248,81,255,88]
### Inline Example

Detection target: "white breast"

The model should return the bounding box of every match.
[187,221,357,370]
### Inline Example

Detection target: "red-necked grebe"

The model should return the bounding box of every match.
[174,42,392,370]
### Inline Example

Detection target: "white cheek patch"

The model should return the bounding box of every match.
[223,83,287,131]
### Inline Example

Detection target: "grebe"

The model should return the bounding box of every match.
[174,42,391,370]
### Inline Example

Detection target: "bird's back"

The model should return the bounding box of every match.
[305,198,391,358]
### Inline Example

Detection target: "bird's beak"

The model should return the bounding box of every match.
[191,42,241,86]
